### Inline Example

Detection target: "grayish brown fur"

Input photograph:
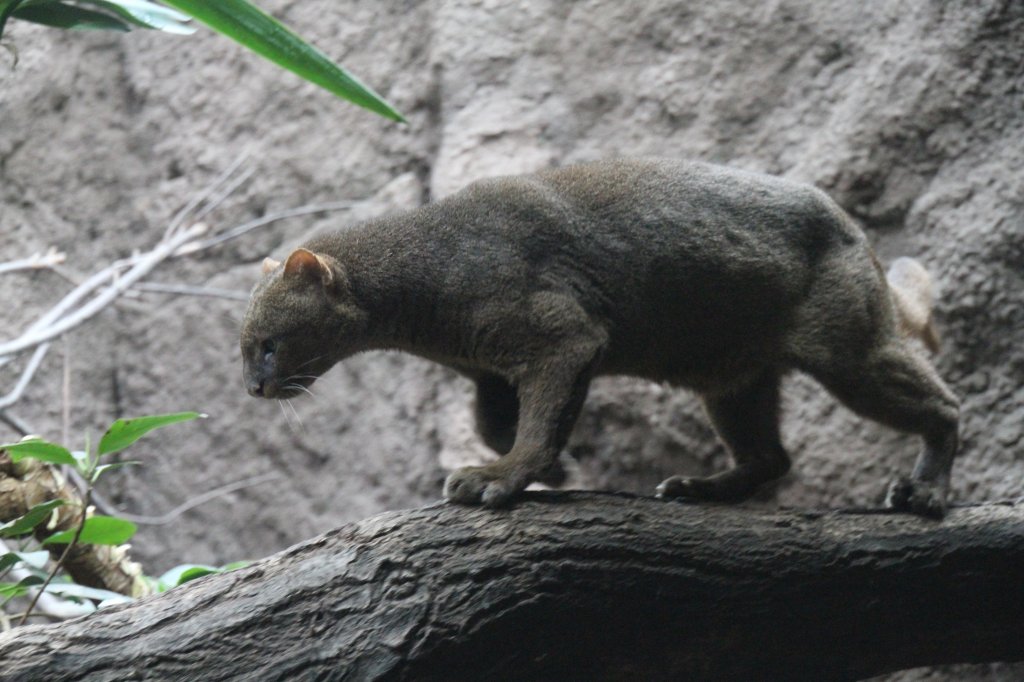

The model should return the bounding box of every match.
[241,159,959,517]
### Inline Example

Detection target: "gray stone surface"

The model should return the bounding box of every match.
[1,1,1021,676]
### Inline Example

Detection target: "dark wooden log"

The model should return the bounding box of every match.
[0,492,1021,681]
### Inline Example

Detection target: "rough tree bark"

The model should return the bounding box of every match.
[0,492,1021,681]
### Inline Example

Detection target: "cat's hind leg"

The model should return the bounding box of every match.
[658,370,791,503]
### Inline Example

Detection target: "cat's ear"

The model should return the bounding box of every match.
[261,257,281,274]
[283,248,335,286]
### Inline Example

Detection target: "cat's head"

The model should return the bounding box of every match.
[240,248,366,399]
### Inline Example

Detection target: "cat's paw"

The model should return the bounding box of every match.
[885,476,947,519]
[656,475,742,502]
[444,466,522,508]
[535,456,568,488]
[656,475,702,499]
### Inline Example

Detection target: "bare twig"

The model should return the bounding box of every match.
[60,338,70,448]
[0,197,353,374]
[0,153,356,372]
[8,612,71,622]
[0,223,208,363]
[163,151,251,241]
[132,282,250,302]
[49,264,148,307]
[0,412,31,437]
[0,155,256,376]
[100,472,282,525]
[0,344,50,410]
[184,201,354,253]
[0,248,66,276]
[0,261,132,373]
[190,165,257,227]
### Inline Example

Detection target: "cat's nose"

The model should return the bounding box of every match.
[247,379,265,397]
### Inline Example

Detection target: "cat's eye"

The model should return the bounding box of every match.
[261,339,278,358]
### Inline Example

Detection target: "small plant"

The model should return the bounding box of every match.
[0,410,220,624]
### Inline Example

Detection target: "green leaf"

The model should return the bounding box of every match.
[155,561,246,591]
[0,553,19,574]
[220,560,249,571]
[11,550,49,570]
[0,583,26,599]
[11,2,132,31]
[0,575,43,599]
[176,565,223,584]
[1,438,77,467]
[0,499,65,538]
[44,515,136,546]
[91,460,141,481]
[97,411,202,456]
[76,0,194,34]
[43,582,129,603]
[157,563,217,589]
[0,0,31,39]
[160,0,405,121]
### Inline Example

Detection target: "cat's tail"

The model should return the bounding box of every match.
[887,257,941,354]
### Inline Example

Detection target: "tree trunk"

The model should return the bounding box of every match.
[0,492,1021,681]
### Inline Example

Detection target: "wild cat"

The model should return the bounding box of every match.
[240,159,958,517]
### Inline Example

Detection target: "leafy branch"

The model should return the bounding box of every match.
[18,488,90,625]
[0,411,203,624]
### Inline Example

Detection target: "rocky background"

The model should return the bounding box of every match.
[1,1,1021,677]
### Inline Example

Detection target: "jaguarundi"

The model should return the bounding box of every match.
[241,159,959,518]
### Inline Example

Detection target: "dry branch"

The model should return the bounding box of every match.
[0,248,65,276]
[0,492,1020,681]
[0,222,209,363]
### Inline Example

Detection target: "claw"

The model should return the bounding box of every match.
[885,476,947,519]
[444,466,523,507]
[656,475,693,499]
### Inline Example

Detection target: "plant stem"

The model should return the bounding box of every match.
[18,489,92,626]
[9,611,65,622]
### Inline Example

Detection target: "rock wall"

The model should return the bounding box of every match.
[1,1,1021,676]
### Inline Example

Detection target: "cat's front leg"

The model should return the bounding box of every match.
[446,342,602,507]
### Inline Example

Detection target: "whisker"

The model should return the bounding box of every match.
[293,384,316,399]
[286,398,304,431]
[284,382,316,399]
[296,355,325,370]
[277,399,296,433]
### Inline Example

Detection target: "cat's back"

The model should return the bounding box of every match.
[445,158,858,250]
[429,160,861,293]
